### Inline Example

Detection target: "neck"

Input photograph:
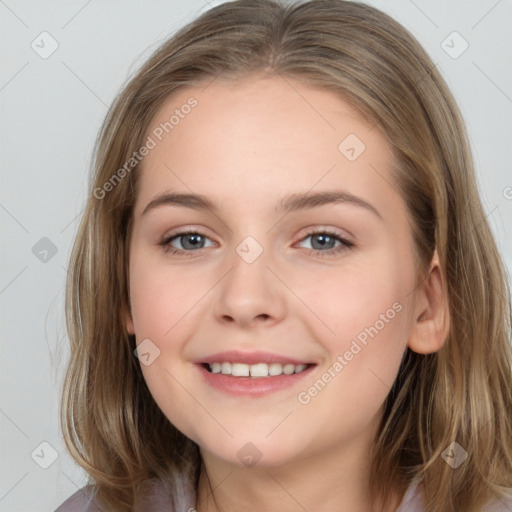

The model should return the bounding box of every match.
[195,425,403,512]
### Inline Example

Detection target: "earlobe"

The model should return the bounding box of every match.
[407,250,450,354]
[125,308,135,335]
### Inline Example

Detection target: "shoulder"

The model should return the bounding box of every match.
[396,477,423,512]
[54,478,196,512]
[484,490,512,511]
[396,479,512,512]
[54,486,102,512]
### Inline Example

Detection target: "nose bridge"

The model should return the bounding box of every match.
[214,233,287,327]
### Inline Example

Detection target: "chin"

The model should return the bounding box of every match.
[196,432,308,469]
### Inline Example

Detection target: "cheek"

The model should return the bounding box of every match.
[302,252,411,343]
[294,287,409,443]
[128,253,205,339]
[308,253,413,393]
[128,255,213,426]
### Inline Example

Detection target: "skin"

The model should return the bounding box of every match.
[125,73,449,512]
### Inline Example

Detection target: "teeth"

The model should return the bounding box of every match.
[207,362,309,377]
[250,363,268,377]
[294,364,307,373]
[283,364,295,375]
[268,363,283,376]
[231,363,249,377]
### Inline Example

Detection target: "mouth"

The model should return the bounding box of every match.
[201,361,315,378]
[195,351,318,397]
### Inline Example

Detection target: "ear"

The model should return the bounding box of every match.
[124,304,135,335]
[407,249,450,354]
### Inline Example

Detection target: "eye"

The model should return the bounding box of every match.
[159,229,215,256]
[296,228,354,257]
[159,227,354,258]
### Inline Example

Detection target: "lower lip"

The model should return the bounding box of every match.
[196,364,316,397]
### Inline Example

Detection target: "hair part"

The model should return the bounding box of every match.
[61,1,512,510]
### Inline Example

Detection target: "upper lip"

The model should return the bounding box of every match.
[196,350,315,366]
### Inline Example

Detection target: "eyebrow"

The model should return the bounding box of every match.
[141,190,382,220]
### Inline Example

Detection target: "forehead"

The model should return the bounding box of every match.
[134,74,399,218]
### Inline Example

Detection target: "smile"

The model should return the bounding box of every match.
[205,361,310,377]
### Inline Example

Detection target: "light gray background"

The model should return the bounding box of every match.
[1,0,511,510]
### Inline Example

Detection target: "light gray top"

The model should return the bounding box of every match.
[54,475,512,511]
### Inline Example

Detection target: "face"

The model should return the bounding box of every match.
[126,74,422,468]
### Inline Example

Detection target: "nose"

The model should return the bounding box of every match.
[213,244,287,329]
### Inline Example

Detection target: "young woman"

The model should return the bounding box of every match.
[56,1,512,511]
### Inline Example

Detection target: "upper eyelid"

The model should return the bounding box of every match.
[298,226,354,242]
[162,227,213,242]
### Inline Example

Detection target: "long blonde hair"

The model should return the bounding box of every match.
[61,1,512,510]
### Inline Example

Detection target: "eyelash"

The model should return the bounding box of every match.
[159,227,354,258]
